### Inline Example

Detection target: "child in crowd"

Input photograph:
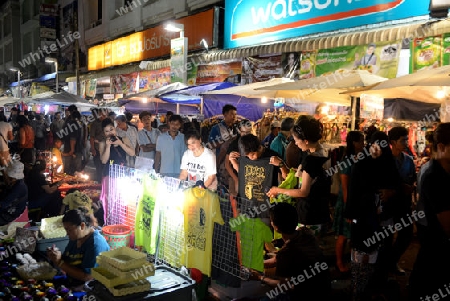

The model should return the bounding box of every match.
[52,138,63,166]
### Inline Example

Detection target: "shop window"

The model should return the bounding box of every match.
[4,43,12,63]
[33,0,40,17]
[87,0,102,28]
[4,14,11,37]
[22,0,33,24]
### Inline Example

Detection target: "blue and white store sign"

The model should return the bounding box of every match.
[224,0,430,49]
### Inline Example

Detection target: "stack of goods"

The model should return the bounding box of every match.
[15,253,56,281]
[0,245,85,300]
[40,216,67,240]
[91,247,155,297]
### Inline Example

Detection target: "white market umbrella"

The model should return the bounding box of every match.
[0,96,21,107]
[345,65,450,104]
[204,77,352,106]
[32,90,97,111]
[255,70,388,91]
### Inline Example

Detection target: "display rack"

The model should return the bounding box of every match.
[107,164,147,230]
[107,163,267,290]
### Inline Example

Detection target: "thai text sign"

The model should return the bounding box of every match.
[88,9,215,71]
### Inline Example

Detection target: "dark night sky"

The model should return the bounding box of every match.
[0,0,9,8]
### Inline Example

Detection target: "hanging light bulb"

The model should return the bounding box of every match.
[261,97,268,103]
[437,90,446,99]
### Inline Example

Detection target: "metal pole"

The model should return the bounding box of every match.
[200,96,203,115]
[74,3,80,96]
[351,96,357,130]
[55,62,59,93]
[17,71,21,99]
[176,103,180,114]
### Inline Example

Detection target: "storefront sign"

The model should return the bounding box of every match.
[224,0,430,49]
[196,61,242,84]
[88,9,217,71]
[40,4,59,16]
[315,40,402,78]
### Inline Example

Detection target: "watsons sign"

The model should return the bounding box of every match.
[224,0,430,49]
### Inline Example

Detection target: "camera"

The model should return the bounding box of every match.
[110,136,118,142]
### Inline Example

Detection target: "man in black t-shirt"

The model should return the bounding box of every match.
[229,134,280,217]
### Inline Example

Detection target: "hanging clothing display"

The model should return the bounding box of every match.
[229,216,273,272]
[183,186,224,276]
[134,175,161,254]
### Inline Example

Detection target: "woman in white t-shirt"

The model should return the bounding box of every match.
[179,130,218,191]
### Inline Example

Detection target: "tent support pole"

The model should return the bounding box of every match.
[351,96,357,130]
[200,96,204,115]
[176,103,180,114]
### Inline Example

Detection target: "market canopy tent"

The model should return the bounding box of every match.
[202,94,276,121]
[345,65,450,104]
[32,90,97,111]
[204,77,352,107]
[256,70,389,91]
[121,100,200,115]
[158,82,238,104]
[0,96,21,107]
[122,82,188,102]
[384,98,441,121]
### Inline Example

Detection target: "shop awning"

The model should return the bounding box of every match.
[196,17,450,63]
[66,17,450,81]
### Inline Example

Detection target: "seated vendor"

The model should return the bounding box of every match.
[27,159,63,219]
[0,160,28,226]
[47,207,110,288]
[249,203,331,301]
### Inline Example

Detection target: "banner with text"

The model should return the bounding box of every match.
[411,35,443,72]
[315,41,402,79]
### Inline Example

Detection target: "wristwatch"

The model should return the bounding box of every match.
[278,162,285,167]
[260,275,265,284]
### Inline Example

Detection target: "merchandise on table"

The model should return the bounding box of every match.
[92,247,154,296]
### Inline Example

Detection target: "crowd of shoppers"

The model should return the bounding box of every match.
[0,101,446,301]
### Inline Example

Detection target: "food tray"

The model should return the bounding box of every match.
[108,280,151,297]
[16,262,57,281]
[40,215,66,239]
[91,267,130,288]
[86,265,195,301]
[97,256,155,278]
[97,247,147,271]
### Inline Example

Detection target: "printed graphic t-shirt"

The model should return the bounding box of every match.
[180,147,217,191]
[183,187,224,276]
[134,175,160,254]
[229,216,273,272]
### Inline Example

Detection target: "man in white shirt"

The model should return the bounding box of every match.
[115,115,139,168]
[137,111,160,160]
[0,112,13,167]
